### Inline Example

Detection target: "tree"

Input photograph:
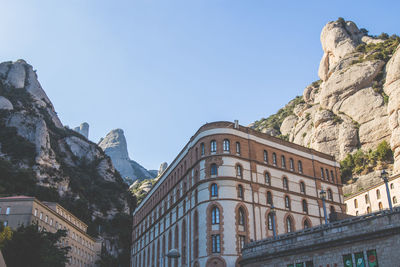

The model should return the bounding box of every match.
[2,224,70,267]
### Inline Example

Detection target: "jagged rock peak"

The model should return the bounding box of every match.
[73,122,89,139]
[158,162,168,176]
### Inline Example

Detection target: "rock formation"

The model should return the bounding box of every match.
[158,162,168,176]
[99,129,156,184]
[252,18,400,174]
[73,122,89,139]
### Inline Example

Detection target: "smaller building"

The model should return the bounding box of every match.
[240,208,400,267]
[0,196,100,267]
[345,174,400,216]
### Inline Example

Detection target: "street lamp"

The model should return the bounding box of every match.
[160,248,180,267]
[381,169,393,212]
[270,205,277,239]
[320,188,328,224]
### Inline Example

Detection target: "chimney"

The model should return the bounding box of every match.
[234,120,239,129]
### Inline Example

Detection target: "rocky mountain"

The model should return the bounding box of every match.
[0,60,133,264]
[73,122,89,139]
[252,18,400,180]
[99,129,156,184]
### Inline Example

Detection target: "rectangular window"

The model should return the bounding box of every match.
[211,234,220,253]
[236,142,241,155]
[34,209,38,217]
[321,168,325,179]
[5,207,10,215]
[239,235,246,251]
[40,212,43,220]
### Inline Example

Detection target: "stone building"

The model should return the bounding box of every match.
[0,196,100,267]
[240,207,400,267]
[131,121,344,267]
[344,174,400,216]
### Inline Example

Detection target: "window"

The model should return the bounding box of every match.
[303,219,310,229]
[236,165,243,178]
[330,170,335,182]
[201,143,205,156]
[281,155,286,168]
[223,139,230,152]
[376,189,381,199]
[289,158,294,171]
[285,196,291,210]
[390,183,394,189]
[40,212,43,220]
[267,191,273,205]
[379,202,383,210]
[328,189,333,201]
[272,153,277,165]
[286,217,293,233]
[45,215,48,223]
[3,221,7,227]
[5,207,10,215]
[238,208,245,226]
[298,161,303,173]
[211,234,220,253]
[321,168,325,179]
[302,200,308,213]
[366,206,371,214]
[210,183,218,197]
[267,213,273,230]
[211,164,218,176]
[236,142,241,155]
[263,150,268,163]
[50,219,53,226]
[300,182,305,194]
[239,235,246,251]
[238,185,244,199]
[364,194,369,204]
[393,196,398,204]
[326,169,330,181]
[354,199,358,208]
[210,140,217,153]
[283,177,289,190]
[265,172,271,185]
[211,207,220,224]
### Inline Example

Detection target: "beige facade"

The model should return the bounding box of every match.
[131,122,344,267]
[240,208,400,267]
[0,196,100,267]
[344,174,400,216]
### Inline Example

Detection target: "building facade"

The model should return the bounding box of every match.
[240,207,400,267]
[344,174,400,216]
[0,196,100,267]
[131,121,344,267]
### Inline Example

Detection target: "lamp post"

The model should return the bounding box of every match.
[381,169,393,212]
[160,249,180,267]
[320,188,328,224]
[270,205,277,239]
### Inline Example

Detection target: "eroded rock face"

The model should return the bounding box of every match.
[99,129,155,183]
[0,96,13,110]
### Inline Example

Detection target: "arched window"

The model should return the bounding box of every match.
[236,142,241,155]
[298,161,303,173]
[283,177,289,190]
[330,170,335,182]
[379,202,383,210]
[286,216,293,233]
[376,189,381,199]
[356,211,359,216]
[263,150,268,163]
[272,153,277,165]
[211,207,220,224]
[238,208,245,226]
[330,205,335,214]
[238,185,244,199]
[300,182,305,194]
[320,168,325,179]
[223,139,230,152]
[236,165,243,178]
[393,196,398,204]
[265,172,271,185]
[365,194,369,204]
[281,155,286,168]
[210,183,218,197]
[354,199,358,208]
[302,199,308,213]
[366,206,371,214]
[210,140,217,153]
[303,219,310,229]
[391,183,394,189]
[194,211,199,258]
[181,220,187,264]
[328,189,333,201]
[326,169,330,181]
[266,191,273,205]
[211,164,218,176]
[285,196,291,210]
[267,213,273,230]
[289,158,294,170]
[201,143,205,156]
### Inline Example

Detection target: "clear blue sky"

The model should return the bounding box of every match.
[1,0,399,170]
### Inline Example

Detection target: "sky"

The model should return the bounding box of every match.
[1,0,400,170]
